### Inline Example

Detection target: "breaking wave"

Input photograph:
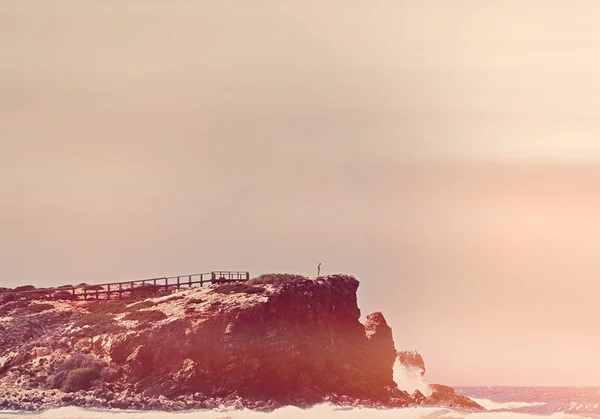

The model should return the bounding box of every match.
[393,359,431,397]
[471,398,547,411]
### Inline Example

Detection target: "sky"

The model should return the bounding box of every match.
[1,1,600,386]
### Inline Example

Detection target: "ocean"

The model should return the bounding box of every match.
[0,387,597,419]
[457,386,600,418]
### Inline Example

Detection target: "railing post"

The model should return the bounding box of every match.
[107,284,111,300]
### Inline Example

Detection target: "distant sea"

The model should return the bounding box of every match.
[0,387,596,419]
[457,386,600,418]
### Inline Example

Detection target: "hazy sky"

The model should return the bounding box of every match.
[1,1,600,386]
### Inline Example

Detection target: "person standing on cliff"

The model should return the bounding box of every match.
[317,262,321,276]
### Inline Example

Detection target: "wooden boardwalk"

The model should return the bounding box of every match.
[0,271,250,302]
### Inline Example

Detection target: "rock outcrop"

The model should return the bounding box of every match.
[0,274,483,412]
[397,350,426,375]
[395,351,484,409]
[425,384,484,410]
[364,312,397,387]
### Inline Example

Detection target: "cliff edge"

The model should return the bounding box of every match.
[0,274,483,411]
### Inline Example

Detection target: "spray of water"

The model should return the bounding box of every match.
[392,358,432,397]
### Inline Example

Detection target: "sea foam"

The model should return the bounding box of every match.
[393,358,431,397]
[0,404,584,419]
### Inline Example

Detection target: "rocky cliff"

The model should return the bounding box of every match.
[0,274,482,411]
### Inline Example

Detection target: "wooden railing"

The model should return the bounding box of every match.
[0,271,250,302]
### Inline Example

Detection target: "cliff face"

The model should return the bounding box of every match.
[0,274,482,411]
[106,275,396,403]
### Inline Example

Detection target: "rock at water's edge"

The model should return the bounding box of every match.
[397,350,426,375]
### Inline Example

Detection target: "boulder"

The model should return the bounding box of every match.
[397,350,426,375]
[425,384,484,410]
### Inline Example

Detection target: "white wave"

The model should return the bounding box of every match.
[568,401,600,412]
[393,359,432,397]
[470,398,547,411]
[0,404,583,419]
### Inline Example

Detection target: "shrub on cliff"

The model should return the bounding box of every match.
[162,295,185,303]
[247,273,307,286]
[22,303,54,315]
[51,290,75,300]
[73,311,116,329]
[0,293,17,305]
[213,283,265,295]
[123,309,167,322]
[83,300,130,314]
[186,298,204,305]
[61,368,99,392]
[123,309,167,329]
[14,285,36,292]
[51,353,103,392]
[22,289,53,301]
[0,301,30,317]
[128,300,158,310]
[83,284,104,291]
[131,284,161,298]
[72,305,127,336]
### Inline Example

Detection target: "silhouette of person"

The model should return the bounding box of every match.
[317,263,321,276]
